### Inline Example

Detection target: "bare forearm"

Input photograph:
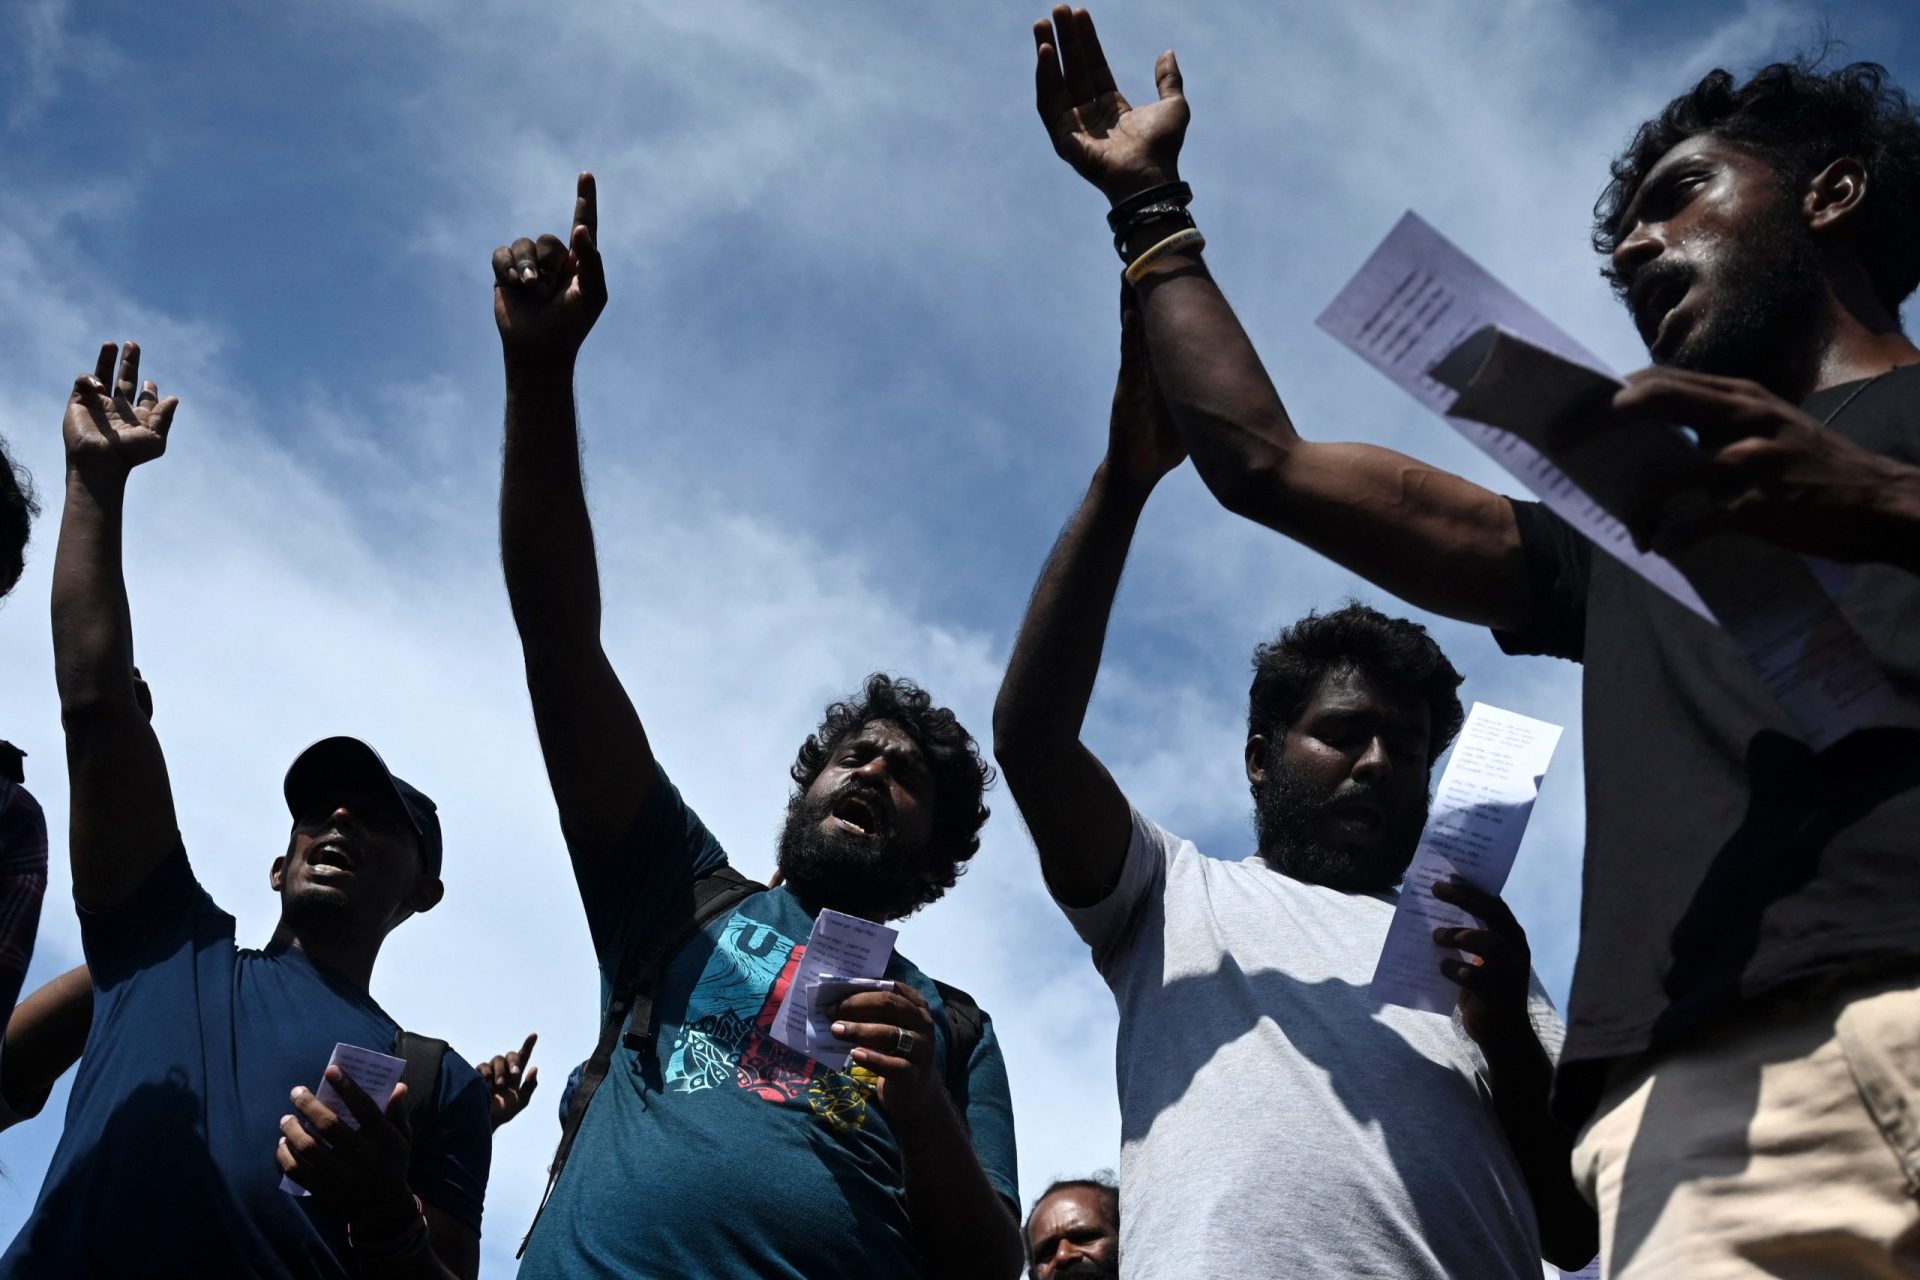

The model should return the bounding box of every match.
[994,465,1148,753]
[1483,1033,1597,1268]
[52,469,139,714]
[501,361,603,653]
[897,1099,1022,1280]
[2,965,91,1118]
[1130,260,1531,628]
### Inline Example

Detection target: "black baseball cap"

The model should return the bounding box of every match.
[282,737,443,878]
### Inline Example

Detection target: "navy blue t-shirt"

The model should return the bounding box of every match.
[0,845,492,1277]
[517,764,1018,1279]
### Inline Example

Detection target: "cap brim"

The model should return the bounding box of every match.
[283,736,425,841]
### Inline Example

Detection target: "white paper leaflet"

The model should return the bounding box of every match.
[280,1042,407,1197]
[771,908,899,1068]
[1371,703,1563,1014]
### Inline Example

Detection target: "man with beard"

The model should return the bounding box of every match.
[1025,1173,1119,1279]
[493,178,1022,1280]
[1031,10,1920,1276]
[993,299,1594,1277]
[4,343,491,1277]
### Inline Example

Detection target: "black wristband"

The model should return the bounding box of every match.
[1105,181,1192,235]
[1114,205,1196,261]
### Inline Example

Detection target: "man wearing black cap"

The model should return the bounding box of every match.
[0,343,491,1279]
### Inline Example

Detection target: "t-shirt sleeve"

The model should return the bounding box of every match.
[77,842,225,990]
[1491,499,1592,662]
[411,1053,494,1235]
[1054,808,1176,973]
[570,761,731,986]
[959,1013,1019,1210]
[0,780,48,1016]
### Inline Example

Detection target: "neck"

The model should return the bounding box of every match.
[273,923,381,989]
[1807,273,1920,397]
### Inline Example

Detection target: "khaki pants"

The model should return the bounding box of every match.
[1573,976,1920,1279]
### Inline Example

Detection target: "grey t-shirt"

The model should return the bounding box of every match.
[1060,810,1562,1280]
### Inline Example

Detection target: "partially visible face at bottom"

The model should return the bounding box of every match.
[1251,665,1433,894]
[1027,1186,1119,1280]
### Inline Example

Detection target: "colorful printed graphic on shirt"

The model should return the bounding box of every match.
[665,913,875,1128]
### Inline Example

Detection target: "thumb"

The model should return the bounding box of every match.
[1155,49,1184,101]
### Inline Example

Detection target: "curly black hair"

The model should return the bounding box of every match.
[1247,603,1464,768]
[790,673,993,911]
[0,434,38,601]
[1594,59,1920,312]
[1024,1171,1119,1274]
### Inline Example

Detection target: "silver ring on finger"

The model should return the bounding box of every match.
[895,1028,915,1058]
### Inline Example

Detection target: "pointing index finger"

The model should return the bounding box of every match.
[574,172,598,244]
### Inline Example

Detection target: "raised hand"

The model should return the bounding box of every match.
[1106,289,1186,493]
[1034,6,1189,203]
[476,1033,540,1132]
[492,172,607,367]
[64,343,178,476]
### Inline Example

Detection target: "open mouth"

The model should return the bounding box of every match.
[828,791,885,837]
[308,835,359,877]
[1631,273,1689,348]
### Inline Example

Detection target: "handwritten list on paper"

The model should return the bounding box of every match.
[1370,702,1563,1014]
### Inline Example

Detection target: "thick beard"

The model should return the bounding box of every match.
[1661,197,1831,387]
[1252,750,1427,894]
[776,787,924,923]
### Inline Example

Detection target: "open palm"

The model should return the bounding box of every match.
[1034,6,1189,202]
[65,343,178,474]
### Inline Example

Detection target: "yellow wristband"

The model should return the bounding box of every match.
[1123,227,1207,284]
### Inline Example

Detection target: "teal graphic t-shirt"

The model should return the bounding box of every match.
[518,764,1017,1279]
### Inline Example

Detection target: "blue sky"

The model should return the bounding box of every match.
[4,0,1918,1272]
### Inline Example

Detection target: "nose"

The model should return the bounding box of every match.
[1350,735,1394,784]
[1611,218,1663,283]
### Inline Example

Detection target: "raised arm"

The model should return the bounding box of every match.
[1032,7,1531,630]
[992,298,1185,907]
[53,344,181,913]
[494,174,657,854]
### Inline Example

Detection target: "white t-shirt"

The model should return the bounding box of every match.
[1060,810,1563,1280]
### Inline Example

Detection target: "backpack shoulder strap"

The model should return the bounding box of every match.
[391,1030,450,1140]
[518,863,763,1258]
[931,979,984,1109]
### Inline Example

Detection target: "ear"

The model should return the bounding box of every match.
[270,854,288,892]
[1805,156,1869,236]
[407,876,445,916]
[1245,735,1268,785]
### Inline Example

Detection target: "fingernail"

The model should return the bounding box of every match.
[831,1022,848,1037]
[290,1087,306,1101]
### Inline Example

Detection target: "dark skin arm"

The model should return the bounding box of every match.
[275,1067,479,1280]
[831,984,1023,1280]
[53,344,183,913]
[494,174,659,856]
[1433,879,1598,1270]
[1,964,91,1120]
[992,297,1187,907]
[1031,8,1531,630]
